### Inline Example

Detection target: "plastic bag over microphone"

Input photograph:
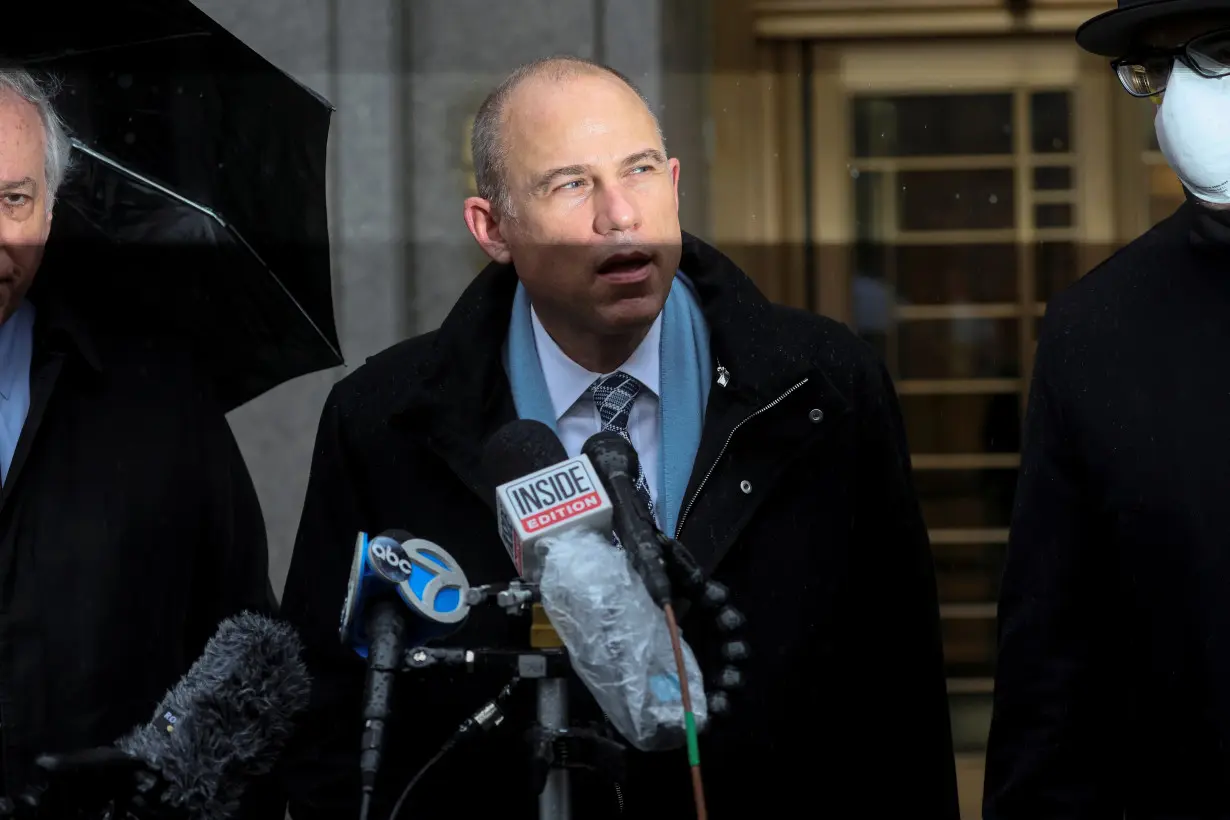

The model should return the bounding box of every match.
[537,528,708,752]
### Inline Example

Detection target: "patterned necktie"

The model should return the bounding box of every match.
[590,370,655,521]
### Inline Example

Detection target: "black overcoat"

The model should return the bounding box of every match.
[280,233,959,819]
[0,274,277,805]
[986,199,1230,819]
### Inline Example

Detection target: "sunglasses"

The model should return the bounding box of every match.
[1112,27,1230,97]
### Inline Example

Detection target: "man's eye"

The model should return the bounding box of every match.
[558,180,584,191]
[2,194,30,207]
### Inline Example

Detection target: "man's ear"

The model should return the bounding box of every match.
[668,157,681,213]
[463,197,512,264]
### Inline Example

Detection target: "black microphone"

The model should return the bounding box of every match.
[482,420,571,569]
[361,600,404,813]
[54,611,310,820]
[581,431,673,607]
[581,432,716,815]
[355,527,415,810]
[482,419,568,488]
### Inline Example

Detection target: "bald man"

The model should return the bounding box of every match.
[279,56,958,820]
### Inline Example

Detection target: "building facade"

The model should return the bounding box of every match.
[193,1,1179,815]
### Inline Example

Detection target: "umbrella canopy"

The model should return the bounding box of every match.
[4,1,340,410]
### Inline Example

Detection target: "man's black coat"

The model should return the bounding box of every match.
[0,274,277,803]
[279,233,959,819]
[985,199,1230,818]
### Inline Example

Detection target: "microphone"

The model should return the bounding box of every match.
[483,420,596,819]
[339,530,470,655]
[580,431,711,816]
[483,419,614,583]
[581,431,673,607]
[482,420,707,753]
[111,611,311,820]
[338,529,471,817]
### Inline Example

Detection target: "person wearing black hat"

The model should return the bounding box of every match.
[984,3,1230,819]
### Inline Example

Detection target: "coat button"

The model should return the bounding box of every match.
[809,408,824,423]
[739,480,752,494]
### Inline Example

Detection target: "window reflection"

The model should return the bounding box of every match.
[1035,241,1080,302]
[1033,165,1072,190]
[898,170,1017,231]
[1030,91,1071,153]
[897,320,1019,380]
[852,93,1013,157]
[895,245,1018,304]
[846,86,1067,726]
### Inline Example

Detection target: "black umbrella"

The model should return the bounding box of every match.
[4,1,340,410]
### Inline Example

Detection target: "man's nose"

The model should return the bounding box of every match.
[0,219,25,252]
[0,226,15,263]
[593,184,642,234]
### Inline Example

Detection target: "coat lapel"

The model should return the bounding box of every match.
[0,354,62,509]
[411,386,518,518]
[667,234,852,572]
[389,265,521,514]
[0,290,103,512]
[675,370,848,575]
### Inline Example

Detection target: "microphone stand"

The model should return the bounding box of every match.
[404,581,628,820]
[530,602,570,820]
[403,538,753,820]
[402,539,752,820]
[536,675,570,820]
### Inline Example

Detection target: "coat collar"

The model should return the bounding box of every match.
[1184,189,1230,251]
[389,231,851,432]
[26,274,105,375]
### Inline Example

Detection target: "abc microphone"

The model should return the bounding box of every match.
[339,530,470,820]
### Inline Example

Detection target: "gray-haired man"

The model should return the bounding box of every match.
[0,68,279,815]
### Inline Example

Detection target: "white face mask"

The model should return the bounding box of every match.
[1155,58,1230,206]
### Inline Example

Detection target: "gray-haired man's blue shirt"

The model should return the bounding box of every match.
[0,299,34,485]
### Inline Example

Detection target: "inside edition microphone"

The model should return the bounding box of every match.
[339,529,471,820]
[483,418,614,586]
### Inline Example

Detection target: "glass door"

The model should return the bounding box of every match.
[848,82,1083,681]
[807,37,1111,817]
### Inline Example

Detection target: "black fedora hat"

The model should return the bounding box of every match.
[1076,0,1225,56]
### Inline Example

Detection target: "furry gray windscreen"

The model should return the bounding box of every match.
[116,611,312,820]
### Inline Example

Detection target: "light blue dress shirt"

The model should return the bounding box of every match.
[0,299,35,486]
[530,305,663,513]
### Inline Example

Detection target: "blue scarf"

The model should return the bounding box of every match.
[502,273,712,536]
